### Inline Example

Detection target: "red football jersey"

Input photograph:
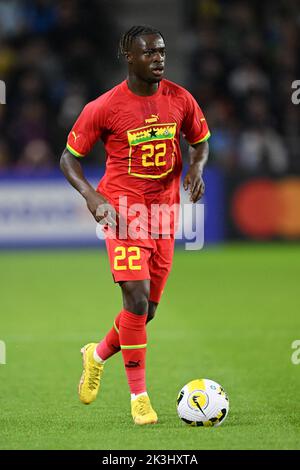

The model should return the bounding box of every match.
[66,79,210,235]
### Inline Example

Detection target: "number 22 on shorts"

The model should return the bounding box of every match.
[113,246,142,271]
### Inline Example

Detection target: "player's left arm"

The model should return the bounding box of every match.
[183,140,209,203]
[181,90,210,203]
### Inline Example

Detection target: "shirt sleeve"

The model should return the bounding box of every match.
[181,92,211,145]
[66,100,104,157]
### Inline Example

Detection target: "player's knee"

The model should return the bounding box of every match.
[121,281,150,315]
[125,292,148,315]
[132,296,149,315]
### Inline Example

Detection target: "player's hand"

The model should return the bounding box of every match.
[84,189,117,227]
[183,164,205,203]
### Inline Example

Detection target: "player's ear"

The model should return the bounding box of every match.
[125,51,133,65]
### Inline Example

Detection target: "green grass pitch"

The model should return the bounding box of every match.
[0,243,300,450]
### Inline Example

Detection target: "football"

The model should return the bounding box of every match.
[177,378,229,427]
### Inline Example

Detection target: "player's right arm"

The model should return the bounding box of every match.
[60,99,116,226]
[60,149,115,226]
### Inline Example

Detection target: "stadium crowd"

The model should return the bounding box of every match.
[0,0,299,175]
[0,0,119,171]
[185,0,299,175]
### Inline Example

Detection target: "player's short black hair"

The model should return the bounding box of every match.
[118,25,164,58]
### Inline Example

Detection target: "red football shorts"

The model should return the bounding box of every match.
[104,232,175,304]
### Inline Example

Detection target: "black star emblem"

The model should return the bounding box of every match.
[149,128,157,137]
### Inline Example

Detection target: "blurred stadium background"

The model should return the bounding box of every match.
[0,0,300,450]
[0,0,299,245]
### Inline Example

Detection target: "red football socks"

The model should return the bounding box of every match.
[95,309,148,394]
[119,309,147,395]
[95,312,121,361]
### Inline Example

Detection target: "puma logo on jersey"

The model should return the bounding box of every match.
[145,114,159,124]
[72,131,80,142]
